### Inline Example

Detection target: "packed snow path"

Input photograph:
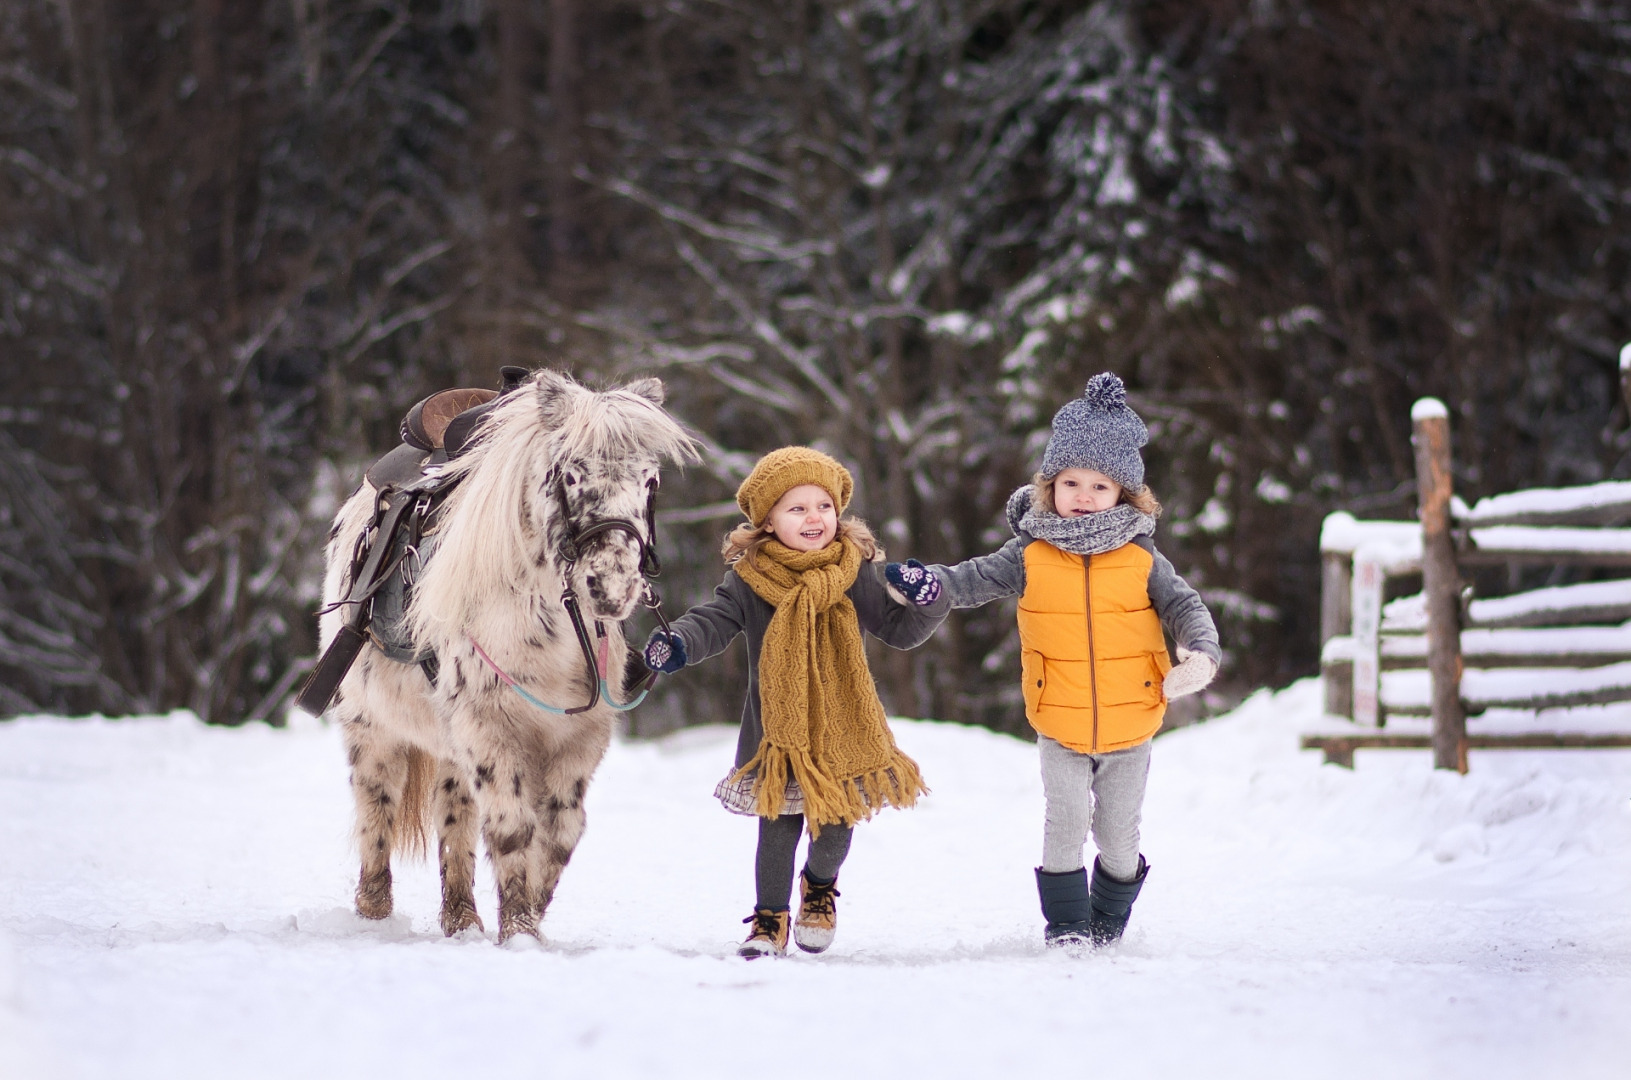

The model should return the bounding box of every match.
[1,680,1627,1079]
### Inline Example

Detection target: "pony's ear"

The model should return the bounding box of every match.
[623,377,665,406]
[534,369,578,426]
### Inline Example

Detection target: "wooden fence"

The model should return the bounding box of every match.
[1308,394,1631,770]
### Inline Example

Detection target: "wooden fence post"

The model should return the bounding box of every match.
[1620,343,1631,420]
[1320,550,1353,717]
[1412,398,1467,773]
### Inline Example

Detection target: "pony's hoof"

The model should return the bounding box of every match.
[497,907,540,945]
[355,868,393,920]
[497,924,542,947]
[355,898,393,921]
[440,901,484,937]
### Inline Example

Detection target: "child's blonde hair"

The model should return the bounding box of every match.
[1032,470,1162,518]
[722,515,882,568]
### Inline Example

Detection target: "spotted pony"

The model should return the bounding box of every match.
[319,370,698,942]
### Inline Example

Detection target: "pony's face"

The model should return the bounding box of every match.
[550,455,661,622]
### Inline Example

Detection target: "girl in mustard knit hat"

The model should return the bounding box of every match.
[642,446,949,958]
[911,373,1220,949]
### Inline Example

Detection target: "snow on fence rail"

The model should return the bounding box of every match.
[1458,479,1631,528]
[1311,398,1631,771]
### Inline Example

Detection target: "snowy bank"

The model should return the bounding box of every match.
[0,682,1627,1079]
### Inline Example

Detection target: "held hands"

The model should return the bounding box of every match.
[1163,646,1217,699]
[642,629,688,674]
[884,559,942,606]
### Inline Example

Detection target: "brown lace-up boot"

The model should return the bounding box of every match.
[738,908,790,959]
[794,870,840,954]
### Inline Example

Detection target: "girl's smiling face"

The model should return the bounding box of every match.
[1053,467,1122,515]
[765,484,839,551]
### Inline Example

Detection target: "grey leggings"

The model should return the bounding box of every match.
[1039,735,1151,881]
[756,814,852,911]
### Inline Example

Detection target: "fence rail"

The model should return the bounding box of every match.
[1313,395,1631,770]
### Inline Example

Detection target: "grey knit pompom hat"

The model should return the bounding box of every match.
[1038,372,1148,491]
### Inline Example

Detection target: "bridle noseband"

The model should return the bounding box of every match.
[553,470,662,578]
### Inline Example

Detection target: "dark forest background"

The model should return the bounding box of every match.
[4,0,1631,736]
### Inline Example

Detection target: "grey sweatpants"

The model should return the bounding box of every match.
[1038,735,1152,881]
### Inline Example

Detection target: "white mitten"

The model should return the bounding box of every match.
[1163,647,1217,699]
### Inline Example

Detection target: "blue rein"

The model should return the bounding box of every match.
[469,633,656,715]
[512,677,651,715]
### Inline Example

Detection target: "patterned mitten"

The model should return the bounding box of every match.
[642,629,688,674]
[884,559,942,606]
[1162,647,1217,699]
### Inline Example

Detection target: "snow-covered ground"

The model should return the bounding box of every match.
[2,679,1628,1079]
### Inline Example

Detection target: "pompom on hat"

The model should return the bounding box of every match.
[736,446,855,526]
[1039,372,1149,491]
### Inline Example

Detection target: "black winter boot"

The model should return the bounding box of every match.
[1035,867,1093,947]
[1088,855,1149,946]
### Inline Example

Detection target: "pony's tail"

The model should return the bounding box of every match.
[392,747,436,860]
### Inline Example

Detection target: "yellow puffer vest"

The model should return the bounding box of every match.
[1017,539,1172,753]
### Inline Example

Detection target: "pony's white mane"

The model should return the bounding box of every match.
[407,372,697,643]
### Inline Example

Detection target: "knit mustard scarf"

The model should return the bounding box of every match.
[730,536,927,830]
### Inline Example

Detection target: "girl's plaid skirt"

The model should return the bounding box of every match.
[713,769,804,816]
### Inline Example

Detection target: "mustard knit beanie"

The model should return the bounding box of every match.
[736,447,855,525]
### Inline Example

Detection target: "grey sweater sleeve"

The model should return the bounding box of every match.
[928,535,1029,609]
[667,571,750,666]
[851,561,952,649]
[1137,538,1221,665]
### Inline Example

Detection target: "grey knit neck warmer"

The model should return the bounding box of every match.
[1006,485,1156,556]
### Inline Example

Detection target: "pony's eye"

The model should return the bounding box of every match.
[563,472,578,487]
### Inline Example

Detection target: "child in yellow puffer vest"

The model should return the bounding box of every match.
[894,373,1219,948]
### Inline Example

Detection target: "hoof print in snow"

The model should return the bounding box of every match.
[296,907,416,940]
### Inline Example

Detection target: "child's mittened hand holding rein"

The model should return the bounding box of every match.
[1163,646,1216,699]
[884,559,942,606]
[643,629,688,673]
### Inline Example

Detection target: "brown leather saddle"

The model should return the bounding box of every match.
[364,366,528,492]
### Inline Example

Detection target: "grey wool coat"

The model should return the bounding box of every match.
[668,560,952,771]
